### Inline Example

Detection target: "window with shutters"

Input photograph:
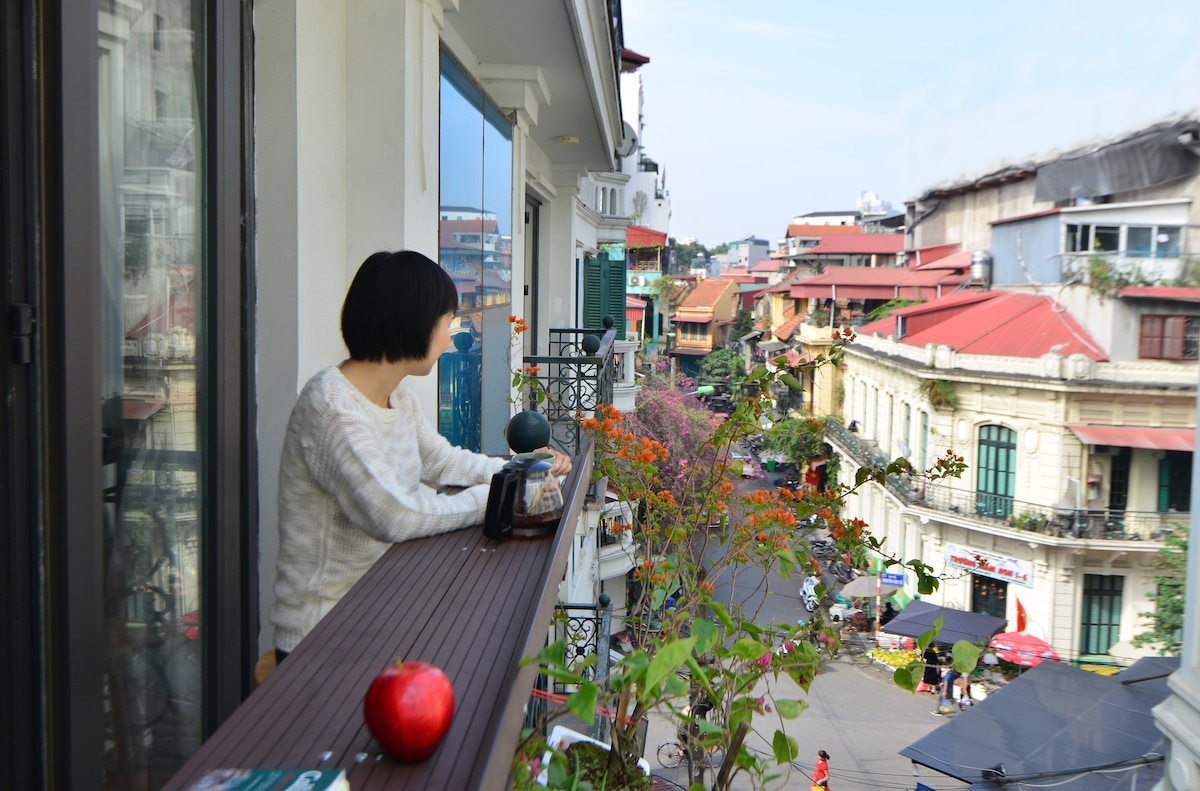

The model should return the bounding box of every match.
[583,255,627,330]
[1139,315,1199,359]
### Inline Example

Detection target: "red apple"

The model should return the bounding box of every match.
[363,660,455,762]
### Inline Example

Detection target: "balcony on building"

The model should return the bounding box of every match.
[164,327,638,791]
[824,419,1185,544]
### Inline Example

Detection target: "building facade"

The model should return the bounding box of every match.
[1,1,634,788]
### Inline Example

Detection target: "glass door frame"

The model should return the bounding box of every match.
[2,1,42,787]
[38,2,254,784]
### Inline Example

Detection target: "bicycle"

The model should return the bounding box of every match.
[656,739,723,771]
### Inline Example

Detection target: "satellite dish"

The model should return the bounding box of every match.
[617,121,638,158]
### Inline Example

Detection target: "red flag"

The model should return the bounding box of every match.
[1016,598,1027,632]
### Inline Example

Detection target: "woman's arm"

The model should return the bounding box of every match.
[306,408,493,542]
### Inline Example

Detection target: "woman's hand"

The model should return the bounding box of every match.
[542,447,572,476]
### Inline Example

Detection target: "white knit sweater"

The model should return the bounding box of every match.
[270,365,507,652]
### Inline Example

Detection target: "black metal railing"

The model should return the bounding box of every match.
[522,327,617,457]
[824,418,910,500]
[824,419,1182,542]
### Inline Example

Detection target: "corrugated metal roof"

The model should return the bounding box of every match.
[788,265,967,300]
[1118,286,1200,302]
[858,291,1108,360]
[625,225,667,247]
[784,223,863,238]
[804,235,905,255]
[1068,425,1194,451]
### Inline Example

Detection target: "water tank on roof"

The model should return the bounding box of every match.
[970,250,993,289]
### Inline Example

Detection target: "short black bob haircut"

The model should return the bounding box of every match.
[341,250,459,362]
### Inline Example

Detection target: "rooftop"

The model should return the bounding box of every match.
[804,234,906,255]
[859,290,1108,360]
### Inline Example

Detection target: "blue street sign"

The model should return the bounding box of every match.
[880,571,905,587]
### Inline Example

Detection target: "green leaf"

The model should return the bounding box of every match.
[731,638,770,660]
[534,639,567,667]
[775,699,807,719]
[567,683,598,723]
[709,600,735,630]
[691,618,718,655]
[541,665,584,684]
[663,674,689,698]
[952,640,983,674]
[775,547,795,576]
[917,614,944,651]
[893,663,923,693]
[644,636,697,693]
[547,753,568,786]
[772,730,799,764]
[612,651,649,686]
[780,373,802,392]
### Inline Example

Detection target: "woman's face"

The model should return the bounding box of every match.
[416,312,455,374]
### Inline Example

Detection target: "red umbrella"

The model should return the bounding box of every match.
[990,632,1060,667]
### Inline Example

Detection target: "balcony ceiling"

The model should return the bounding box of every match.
[450,0,621,172]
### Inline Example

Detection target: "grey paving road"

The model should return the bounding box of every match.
[639,466,967,791]
[643,644,968,791]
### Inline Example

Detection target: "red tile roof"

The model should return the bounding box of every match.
[773,312,805,341]
[749,258,786,272]
[858,291,1107,360]
[679,278,735,309]
[804,235,906,255]
[626,225,667,247]
[786,224,863,238]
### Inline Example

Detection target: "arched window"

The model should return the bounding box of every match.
[977,425,1016,517]
[609,187,617,214]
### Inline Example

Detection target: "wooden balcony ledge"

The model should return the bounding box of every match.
[164,445,593,791]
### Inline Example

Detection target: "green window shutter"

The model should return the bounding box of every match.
[583,256,626,329]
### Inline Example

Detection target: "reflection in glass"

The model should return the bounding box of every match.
[438,53,513,450]
[99,3,204,787]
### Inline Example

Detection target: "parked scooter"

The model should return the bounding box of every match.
[809,538,839,560]
[800,575,821,612]
[829,558,864,584]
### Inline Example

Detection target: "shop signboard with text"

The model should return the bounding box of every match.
[945,543,1033,587]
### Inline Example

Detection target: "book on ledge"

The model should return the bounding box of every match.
[186,768,350,791]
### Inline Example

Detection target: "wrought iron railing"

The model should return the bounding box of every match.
[824,419,1182,542]
[523,600,614,741]
[522,327,617,457]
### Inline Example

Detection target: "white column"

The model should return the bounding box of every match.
[1153,412,1200,788]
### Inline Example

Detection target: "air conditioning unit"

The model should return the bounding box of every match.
[629,275,642,286]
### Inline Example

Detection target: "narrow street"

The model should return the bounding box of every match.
[640,456,965,790]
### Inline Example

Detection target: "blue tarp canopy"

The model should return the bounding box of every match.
[901,657,1176,790]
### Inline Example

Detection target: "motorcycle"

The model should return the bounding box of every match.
[829,558,864,584]
[809,538,839,560]
[800,575,821,612]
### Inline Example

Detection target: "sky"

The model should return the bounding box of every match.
[620,0,1200,247]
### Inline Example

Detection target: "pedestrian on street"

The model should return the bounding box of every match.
[811,749,831,788]
[922,646,941,693]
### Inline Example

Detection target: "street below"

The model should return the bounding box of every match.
[640,459,967,791]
